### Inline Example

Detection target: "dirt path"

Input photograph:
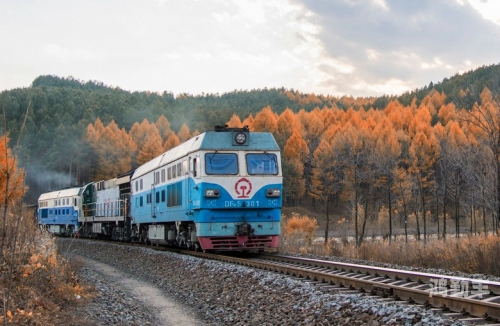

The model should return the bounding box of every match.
[77,256,203,326]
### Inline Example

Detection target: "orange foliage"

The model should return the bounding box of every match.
[164,132,181,151]
[86,119,137,179]
[0,134,27,204]
[283,130,309,161]
[226,114,244,128]
[137,128,163,164]
[252,106,278,132]
[283,214,318,239]
[177,123,191,143]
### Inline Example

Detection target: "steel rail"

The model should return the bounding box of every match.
[64,238,500,323]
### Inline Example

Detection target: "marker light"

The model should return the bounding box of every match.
[205,189,220,197]
[266,189,281,197]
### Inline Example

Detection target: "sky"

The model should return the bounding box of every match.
[1,0,500,98]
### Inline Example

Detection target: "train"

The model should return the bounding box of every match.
[37,125,282,251]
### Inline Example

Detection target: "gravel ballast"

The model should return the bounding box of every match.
[56,238,473,326]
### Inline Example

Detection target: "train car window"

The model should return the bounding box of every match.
[205,153,238,175]
[140,179,143,190]
[41,209,48,218]
[156,191,160,203]
[193,158,197,177]
[168,167,171,180]
[246,153,279,175]
[161,169,165,182]
[147,194,151,204]
[178,163,182,176]
[140,196,143,207]
[172,165,177,178]
[183,160,187,175]
[161,190,165,202]
[135,181,138,192]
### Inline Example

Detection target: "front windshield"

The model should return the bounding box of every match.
[246,153,278,175]
[205,153,238,175]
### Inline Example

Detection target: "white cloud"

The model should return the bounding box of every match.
[466,0,500,25]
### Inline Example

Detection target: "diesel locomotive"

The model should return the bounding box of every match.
[37,126,282,251]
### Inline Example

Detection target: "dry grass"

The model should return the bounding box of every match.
[280,213,500,276]
[0,204,92,325]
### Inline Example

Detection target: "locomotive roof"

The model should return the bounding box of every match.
[132,130,279,179]
[38,186,82,201]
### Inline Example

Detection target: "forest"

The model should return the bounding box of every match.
[1,63,500,244]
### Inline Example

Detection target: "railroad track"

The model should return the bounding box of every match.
[183,251,500,324]
[71,238,500,324]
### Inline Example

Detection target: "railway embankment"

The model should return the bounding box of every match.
[56,238,474,326]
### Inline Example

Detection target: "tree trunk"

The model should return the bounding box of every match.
[358,196,369,246]
[483,204,487,237]
[443,200,447,240]
[388,184,393,243]
[435,192,440,239]
[324,199,329,243]
[355,189,359,246]
[455,198,460,238]
[415,210,421,241]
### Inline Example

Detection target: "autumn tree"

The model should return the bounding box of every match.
[130,119,157,150]
[177,123,191,143]
[460,87,500,233]
[371,118,401,242]
[137,128,163,165]
[251,106,278,133]
[332,122,375,246]
[283,129,309,206]
[276,108,301,149]
[0,134,27,264]
[164,132,180,151]
[408,105,440,243]
[155,114,173,143]
[85,119,137,179]
[226,114,244,128]
[311,138,342,242]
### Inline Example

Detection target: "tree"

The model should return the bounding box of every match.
[85,119,137,179]
[177,123,191,143]
[371,118,401,242]
[408,105,440,243]
[155,115,173,143]
[332,122,375,246]
[0,134,27,264]
[226,114,244,128]
[137,128,163,165]
[460,87,500,233]
[283,129,309,206]
[130,119,158,150]
[164,132,180,151]
[311,138,342,242]
[252,106,278,132]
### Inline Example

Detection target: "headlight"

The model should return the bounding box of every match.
[205,189,220,197]
[235,132,247,144]
[266,189,281,197]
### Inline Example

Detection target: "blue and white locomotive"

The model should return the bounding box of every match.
[37,187,83,236]
[37,125,282,251]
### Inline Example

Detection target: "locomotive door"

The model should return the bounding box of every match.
[151,184,156,218]
[186,158,192,215]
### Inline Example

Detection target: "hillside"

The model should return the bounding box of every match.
[0,63,499,204]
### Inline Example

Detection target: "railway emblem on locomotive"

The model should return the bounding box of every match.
[235,178,252,198]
